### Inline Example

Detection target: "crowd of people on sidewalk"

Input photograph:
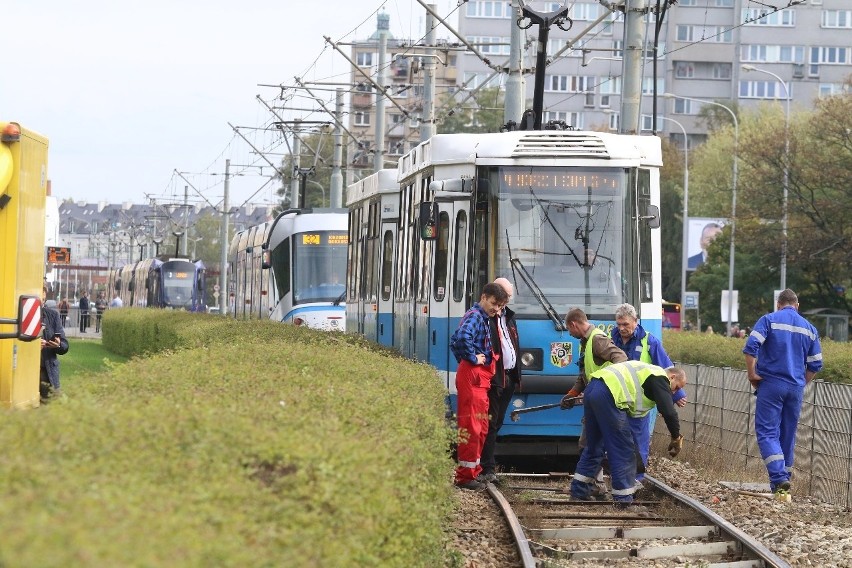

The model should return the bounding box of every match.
[449,283,822,506]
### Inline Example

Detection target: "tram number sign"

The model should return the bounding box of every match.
[46,246,71,264]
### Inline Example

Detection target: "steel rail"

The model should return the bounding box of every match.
[644,474,792,568]
[486,483,536,568]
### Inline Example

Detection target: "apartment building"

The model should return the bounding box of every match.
[347,11,459,171]
[457,0,851,145]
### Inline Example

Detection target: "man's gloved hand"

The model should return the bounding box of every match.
[668,435,684,458]
[560,393,578,410]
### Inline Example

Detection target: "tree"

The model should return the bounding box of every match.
[437,87,506,134]
[659,137,686,305]
[275,130,336,211]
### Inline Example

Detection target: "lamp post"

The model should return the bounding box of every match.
[645,114,689,325]
[664,93,738,336]
[742,64,790,291]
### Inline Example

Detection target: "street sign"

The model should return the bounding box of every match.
[684,291,699,310]
[213,284,220,292]
[46,246,71,264]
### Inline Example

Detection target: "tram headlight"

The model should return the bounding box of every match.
[519,349,543,371]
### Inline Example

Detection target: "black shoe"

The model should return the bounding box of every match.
[476,472,498,484]
[456,480,487,491]
[777,481,791,492]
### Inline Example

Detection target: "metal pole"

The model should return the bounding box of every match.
[742,65,790,291]
[665,94,738,335]
[620,0,647,134]
[374,34,387,172]
[651,115,689,325]
[182,186,189,256]
[330,88,344,208]
[291,120,301,208]
[504,0,525,125]
[420,5,437,143]
[219,159,230,315]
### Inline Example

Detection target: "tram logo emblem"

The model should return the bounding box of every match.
[550,342,573,368]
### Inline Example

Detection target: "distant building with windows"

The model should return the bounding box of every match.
[347,10,458,175]
[455,0,851,146]
[53,199,275,298]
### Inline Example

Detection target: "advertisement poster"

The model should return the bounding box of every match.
[687,217,727,271]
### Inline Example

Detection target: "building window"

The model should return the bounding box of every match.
[466,1,512,18]
[822,10,851,28]
[673,99,696,115]
[466,36,510,55]
[738,80,789,99]
[642,77,664,95]
[599,76,622,95]
[712,63,732,79]
[354,112,371,126]
[818,83,847,97]
[547,75,594,93]
[675,62,694,78]
[608,113,619,131]
[543,111,582,129]
[356,52,374,67]
[743,8,796,26]
[810,46,850,65]
[569,2,599,21]
[640,115,663,132]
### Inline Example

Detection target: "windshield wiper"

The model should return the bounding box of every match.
[333,291,346,306]
[506,232,567,331]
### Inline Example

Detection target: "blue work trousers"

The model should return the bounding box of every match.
[570,379,638,503]
[755,379,803,491]
[627,413,651,480]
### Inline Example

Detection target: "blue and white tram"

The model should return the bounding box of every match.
[346,130,664,455]
[229,208,348,331]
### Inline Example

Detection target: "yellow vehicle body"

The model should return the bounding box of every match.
[0,122,48,408]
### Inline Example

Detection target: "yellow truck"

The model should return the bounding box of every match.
[0,121,49,408]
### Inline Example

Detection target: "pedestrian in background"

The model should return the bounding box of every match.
[450,282,509,490]
[57,298,69,327]
[569,361,686,506]
[110,292,123,308]
[40,289,69,402]
[94,293,108,332]
[478,277,521,485]
[611,303,686,473]
[78,291,90,333]
[743,288,822,496]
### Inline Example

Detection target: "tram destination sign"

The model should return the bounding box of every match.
[500,168,622,192]
[46,246,71,265]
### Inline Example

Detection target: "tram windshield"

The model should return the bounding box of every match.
[161,262,196,308]
[490,166,633,318]
[292,231,348,304]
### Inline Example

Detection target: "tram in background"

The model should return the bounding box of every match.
[109,258,206,311]
[346,130,664,456]
[228,208,348,331]
[662,300,682,330]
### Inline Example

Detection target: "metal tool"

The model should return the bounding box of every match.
[509,397,580,422]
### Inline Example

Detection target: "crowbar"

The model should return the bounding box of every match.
[509,397,580,422]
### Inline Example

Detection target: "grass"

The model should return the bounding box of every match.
[61,338,128,382]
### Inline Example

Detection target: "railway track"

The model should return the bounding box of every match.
[486,472,792,568]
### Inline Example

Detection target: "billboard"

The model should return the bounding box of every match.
[687,217,727,271]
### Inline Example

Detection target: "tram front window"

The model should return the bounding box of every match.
[162,269,194,308]
[292,231,348,304]
[491,166,633,317]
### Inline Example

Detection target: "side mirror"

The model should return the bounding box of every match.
[419,202,439,241]
[262,249,271,270]
[17,295,42,342]
[643,204,661,229]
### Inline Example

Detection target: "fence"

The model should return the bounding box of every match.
[663,364,852,508]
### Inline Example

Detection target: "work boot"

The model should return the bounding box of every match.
[476,472,498,484]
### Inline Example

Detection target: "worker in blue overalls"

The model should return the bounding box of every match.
[611,303,687,476]
[570,360,686,506]
[743,288,822,495]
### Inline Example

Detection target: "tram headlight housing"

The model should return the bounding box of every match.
[519,349,543,371]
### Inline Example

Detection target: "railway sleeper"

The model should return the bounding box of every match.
[533,538,744,561]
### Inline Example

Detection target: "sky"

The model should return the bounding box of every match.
[4,0,458,210]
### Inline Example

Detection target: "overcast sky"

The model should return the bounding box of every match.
[3,0,458,210]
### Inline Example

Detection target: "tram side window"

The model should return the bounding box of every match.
[381,230,394,301]
[270,237,291,298]
[433,212,449,301]
[453,210,468,302]
[637,169,653,303]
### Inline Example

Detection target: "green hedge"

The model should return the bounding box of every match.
[0,311,455,567]
[663,330,852,384]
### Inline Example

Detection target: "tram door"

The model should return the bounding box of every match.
[376,222,396,346]
[429,198,471,393]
